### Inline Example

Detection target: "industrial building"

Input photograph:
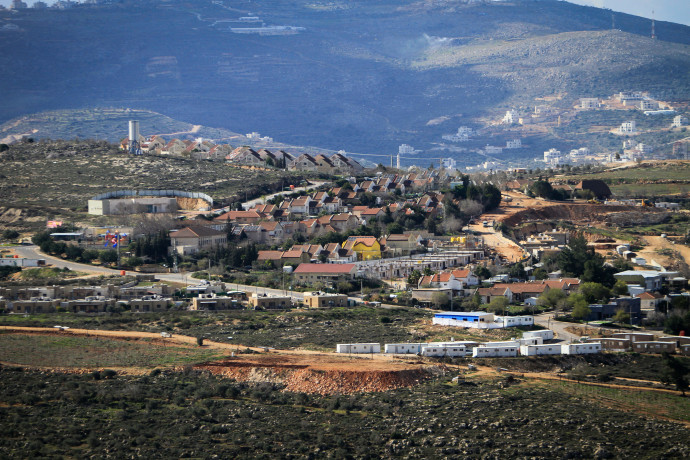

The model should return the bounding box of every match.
[432,312,534,329]
[432,311,496,328]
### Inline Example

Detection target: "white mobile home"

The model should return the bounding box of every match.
[561,343,601,355]
[384,343,427,354]
[0,258,46,267]
[520,344,562,356]
[336,343,380,354]
[472,345,519,358]
[481,341,520,348]
[495,315,534,327]
[522,330,554,341]
[421,345,466,357]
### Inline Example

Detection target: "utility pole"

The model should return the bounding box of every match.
[116,232,120,270]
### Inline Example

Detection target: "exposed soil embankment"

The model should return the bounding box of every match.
[502,204,665,228]
[176,197,210,211]
[196,358,437,395]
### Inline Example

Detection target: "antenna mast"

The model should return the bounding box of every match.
[651,10,656,39]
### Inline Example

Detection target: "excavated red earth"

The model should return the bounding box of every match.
[195,358,438,394]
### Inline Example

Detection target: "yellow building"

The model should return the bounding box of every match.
[343,236,381,261]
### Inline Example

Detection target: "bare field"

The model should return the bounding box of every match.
[0,332,224,369]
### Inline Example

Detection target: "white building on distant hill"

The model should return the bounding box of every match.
[580,98,599,109]
[673,115,688,128]
[544,148,564,166]
[503,110,518,124]
[506,139,521,149]
[618,121,637,134]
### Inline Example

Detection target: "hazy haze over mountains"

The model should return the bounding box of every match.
[4,0,688,26]
[1,0,689,160]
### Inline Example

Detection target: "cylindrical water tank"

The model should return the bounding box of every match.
[128,120,140,142]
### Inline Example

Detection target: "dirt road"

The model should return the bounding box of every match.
[469,191,561,262]
[638,235,690,267]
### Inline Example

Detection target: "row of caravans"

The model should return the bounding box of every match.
[336,330,602,358]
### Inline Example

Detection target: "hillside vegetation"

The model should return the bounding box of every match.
[0,140,304,230]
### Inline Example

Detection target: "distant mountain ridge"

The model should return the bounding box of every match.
[0,0,689,157]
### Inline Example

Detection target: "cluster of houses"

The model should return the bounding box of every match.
[410,263,581,305]
[119,133,367,174]
[169,172,444,255]
[0,280,174,314]
[226,147,365,174]
[410,260,688,326]
[588,332,690,356]
[0,278,359,314]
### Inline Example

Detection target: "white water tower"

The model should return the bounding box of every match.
[128,120,141,154]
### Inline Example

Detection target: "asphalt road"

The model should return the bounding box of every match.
[12,245,122,275]
[534,312,580,342]
[13,244,311,299]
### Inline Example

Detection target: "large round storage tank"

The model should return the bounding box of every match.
[128,120,140,142]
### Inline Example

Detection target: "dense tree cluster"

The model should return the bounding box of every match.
[556,234,617,287]
[128,231,170,263]
[528,180,568,201]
